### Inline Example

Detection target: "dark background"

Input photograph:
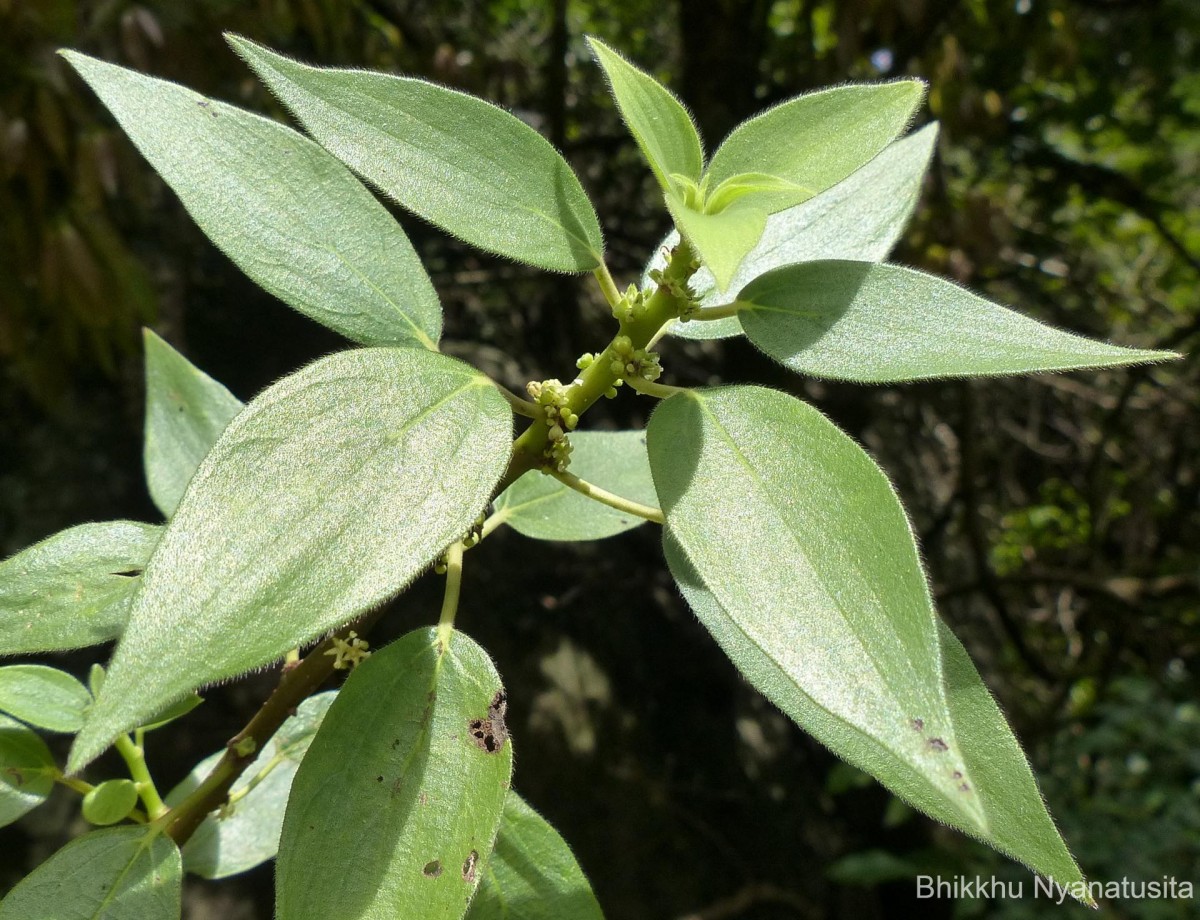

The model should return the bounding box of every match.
[1,1,1197,917]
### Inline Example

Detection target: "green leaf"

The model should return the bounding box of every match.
[662,124,939,340]
[229,35,604,273]
[82,779,140,826]
[0,714,55,829]
[493,431,658,542]
[137,694,203,733]
[0,522,160,656]
[61,51,441,350]
[705,81,924,214]
[276,628,511,920]
[467,792,604,920]
[165,691,336,879]
[739,261,1177,382]
[649,386,985,833]
[0,826,181,920]
[667,191,766,292]
[0,665,91,733]
[69,348,512,773]
[143,329,244,518]
[935,623,1085,892]
[587,37,703,191]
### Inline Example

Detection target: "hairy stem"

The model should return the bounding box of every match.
[549,468,665,523]
[160,614,381,846]
[437,542,465,640]
[624,376,688,399]
[686,302,742,322]
[493,241,699,494]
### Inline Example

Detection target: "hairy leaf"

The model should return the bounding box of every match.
[588,37,702,191]
[62,51,441,350]
[143,329,243,518]
[165,691,336,879]
[0,522,160,656]
[467,792,605,920]
[0,665,91,733]
[0,826,181,919]
[739,261,1176,381]
[659,124,939,340]
[0,714,55,829]
[276,628,511,920]
[230,36,604,273]
[667,191,766,292]
[705,81,923,214]
[493,431,658,542]
[663,547,1087,894]
[649,387,984,831]
[69,348,511,772]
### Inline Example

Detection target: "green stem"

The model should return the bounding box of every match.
[493,382,539,418]
[437,541,465,641]
[593,263,622,308]
[114,734,168,820]
[623,376,688,400]
[687,302,742,321]
[493,241,700,494]
[549,468,665,523]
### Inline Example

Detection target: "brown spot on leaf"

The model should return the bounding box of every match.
[376,776,384,783]
[423,860,442,878]
[911,718,924,731]
[462,850,478,883]
[927,738,949,752]
[468,688,509,754]
[953,770,963,779]
[959,782,971,793]
[419,792,429,806]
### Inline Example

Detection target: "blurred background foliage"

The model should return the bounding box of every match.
[1,0,1197,917]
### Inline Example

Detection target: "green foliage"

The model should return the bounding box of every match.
[0,665,91,733]
[0,715,55,830]
[0,26,1182,920]
[467,793,605,920]
[738,261,1173,382]
[276,629,511,920]
[229,36,604,273]
[0,826,181,920]
[652,387,984,831]
[493,431,658,541]
[71,347,512,773]
[0,522,160,655]
[61,51,442,352]
[142,330,244,518]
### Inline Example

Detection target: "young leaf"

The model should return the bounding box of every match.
[0,826,181,919]
[493,431,658,542]
[69,348,512,773]
[61,51,442,350]
[229,35,604,273]
[82,779,140,826]
[165,691,336,879]
[467,792,605,920]
[276,628,512,920]
[0,521,160,656]
[666,191,767,292]
[143,329,243,518]
[705,81,923,214]
[0,665,91,733]
[739,261,1177,382]
[649,387,985,832]
[0,714,55,829]
[587,37,703,191]
[660,123,939,340]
